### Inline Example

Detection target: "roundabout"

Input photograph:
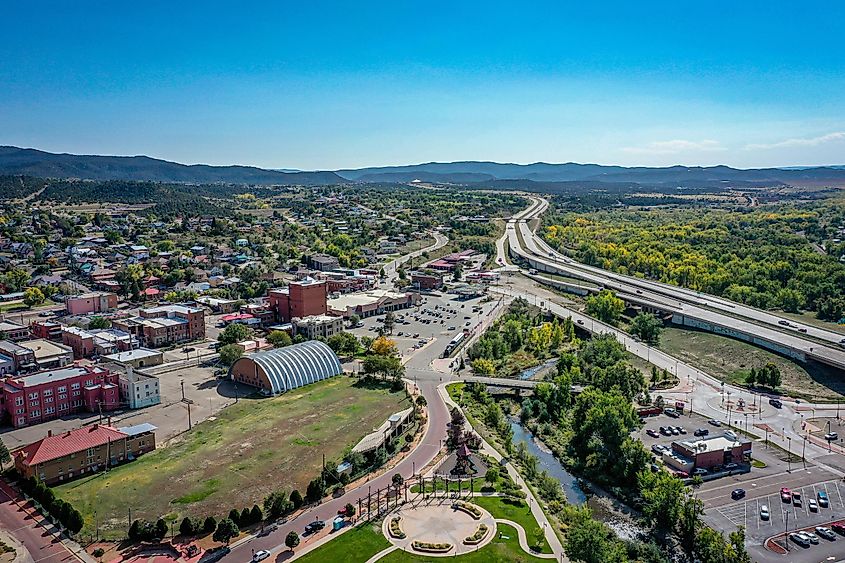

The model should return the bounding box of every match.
[382,500,497,556]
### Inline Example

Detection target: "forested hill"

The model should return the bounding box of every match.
[0,146,343,185]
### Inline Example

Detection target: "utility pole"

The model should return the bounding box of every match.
[787,436,792,473]
[785,510,790,551]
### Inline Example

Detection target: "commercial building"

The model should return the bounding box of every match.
[268,279,328,323]
[13,422,156,484]
[18,339,74,370]
[229,340,342,395]
[327,289,419,318]
[0,320,29,341]
[292,314,344,340]
[411,271,444,291]
[61,326,137,359]
[113,304,205,347]
[0,365,119,428]
[428,249,476,272]
[29,320,63,341]
[664,433,753,473]
[65,292,118,315]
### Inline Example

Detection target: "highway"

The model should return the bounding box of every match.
[506,196,845,371]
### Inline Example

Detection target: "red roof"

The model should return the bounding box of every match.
[15,425,127,466]
[143,287,160,296]
[221,313,254,322]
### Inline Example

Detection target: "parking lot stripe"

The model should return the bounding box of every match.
[836,480,844,509]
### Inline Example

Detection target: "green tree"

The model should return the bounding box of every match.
[637,470,685,533]
[563,506,627,563]
[344,503,356,518]
[88,316,111,329]
[218,344,243,366]
[471,358,496,375]
[484,466,500,487]
[218,322,253,345]
[213,519,239,545]
[585,290,625,325]
[180,517,196,536]
[0,437,10,471]
[203,516,217,533]
[629,312,663,344]
[383,311,395,335]
[23,287,46,307]
[289,489,303,509]
[267,330,292,348]
[744,368,756,387]
[285,530,300,551]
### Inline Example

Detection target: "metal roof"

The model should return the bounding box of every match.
[232,340,342,394]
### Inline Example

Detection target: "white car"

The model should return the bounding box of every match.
[799,531,820,544]
[759,505,769,520]
[253,550,271,562]
[809,499,819,512]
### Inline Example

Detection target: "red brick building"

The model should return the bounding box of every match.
[112,304,205,348]
[269,279,328,322]
[65,292,118,316]
[0,365,119,428]
[411,271,444,290]
[13,422,157,484]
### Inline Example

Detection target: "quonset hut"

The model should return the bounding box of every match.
[229,340,343,394]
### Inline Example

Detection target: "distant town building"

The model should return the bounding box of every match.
[102,347,164,369]
[0,320,30,341]
[61,326,137,359]
[65,292,118,315]
[13,422,157,484]
[0,365,119,428]
[305,253,341,272]
[17,339,74,370]
[292,314,344,340]
[0,340,36,374]
[29,320,63,341]
[411,271,444,291]
[327,289,419,318]
[115,365,161,409]
[113,304,205,348]
[268,279,328,323]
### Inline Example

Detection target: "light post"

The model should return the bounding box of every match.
[787,436,792,473]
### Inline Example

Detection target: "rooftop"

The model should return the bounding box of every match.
[14,424,127,465]
[18,339,73,360]
[13,366,107,387]
[103,348,162,362]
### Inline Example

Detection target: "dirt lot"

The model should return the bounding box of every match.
[55,376,410,539]
[658,326,845,401]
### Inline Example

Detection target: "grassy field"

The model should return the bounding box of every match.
[470,496,551,554]
[55,377,409,539]
[295,521,391,563]
[658,326,845,401]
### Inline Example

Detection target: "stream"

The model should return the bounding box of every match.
[508,419,647,540]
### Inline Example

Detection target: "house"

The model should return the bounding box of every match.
[13,422,156,484]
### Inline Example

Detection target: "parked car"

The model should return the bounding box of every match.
[708,419,722,427]
[789,532,810,547]
[724,430,738,441]
[831,522,845,535]
[809,499,819,512]
[665,408,680,418]
[304,520,325,534]
[780,487,792,502]
[676,426,687,434]
[651,444,667,455]
[760,505,769,520]
[252,550,271,562]
[724,462,739,470]
[778,320,790,326]
[646,429,659,438]
[826,431,839,441]
[693,468,708,476]
[660,426,672,436]
[793,491,803,507]
[818,491,830,507]
[816,526,837,541]
[670,427,680,436]
[731,488,746,500]
[801,531,820,544]
[769,398,783,408]
[694,428,709,437]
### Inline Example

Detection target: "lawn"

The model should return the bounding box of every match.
[297,521,546,563]
[55,376,409,539]
[658,326,845,401]
[295,521,391,563]
[470,496,551,554]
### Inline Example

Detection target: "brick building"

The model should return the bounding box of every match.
[411,271,444,291]
[61,326,137,359]
[113,304,205,348]
[0,340,36,374]
[0,320,29,341]
[292,315,344,340]
[268,279,328,323]
[29,320,63,341]
[665,434,753,473]
[65,292,118,316]
[0,365,119,428]
[13,422,156,484]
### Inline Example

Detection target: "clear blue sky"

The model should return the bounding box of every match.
[2,1,844,170]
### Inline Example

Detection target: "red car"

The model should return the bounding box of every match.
[831,522,845,535]
[780,488,792,502]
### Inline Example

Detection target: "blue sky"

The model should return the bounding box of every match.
[2,1,844,170]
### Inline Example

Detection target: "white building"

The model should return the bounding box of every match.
[292,315,344,340]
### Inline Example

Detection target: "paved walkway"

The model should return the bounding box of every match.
[495,518,557,559]
[381,502,496,556]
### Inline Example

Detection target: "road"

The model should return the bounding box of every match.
[507,196,845,371]
[381,231,449,282]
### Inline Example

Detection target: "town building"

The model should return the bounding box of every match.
[17,339,74,370]
[428,249,476,272]
[61,326,137,359]
[411,271,444,291]
[13,422,157,484]
[352,407,413,455]
[113,304,205,348]
[292,314,344,340]
[29,320,63,341]
[327,289,419,318]
[0,320,30,341]
[65,292,118,315]
[102,348,164,369]
[664,433,753,473]
[0,365,119,428]
[0,340,36,374]
[305,253,341,272]
[268,279,328,323]
[115,366,161,409]
[229,340,342,394]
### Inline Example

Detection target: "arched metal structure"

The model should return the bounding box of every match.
[229,340,342,394]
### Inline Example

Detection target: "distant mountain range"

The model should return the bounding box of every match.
[2,146,845,188]
[0,146,343,185]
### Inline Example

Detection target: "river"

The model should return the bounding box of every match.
[509,419,647,540]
